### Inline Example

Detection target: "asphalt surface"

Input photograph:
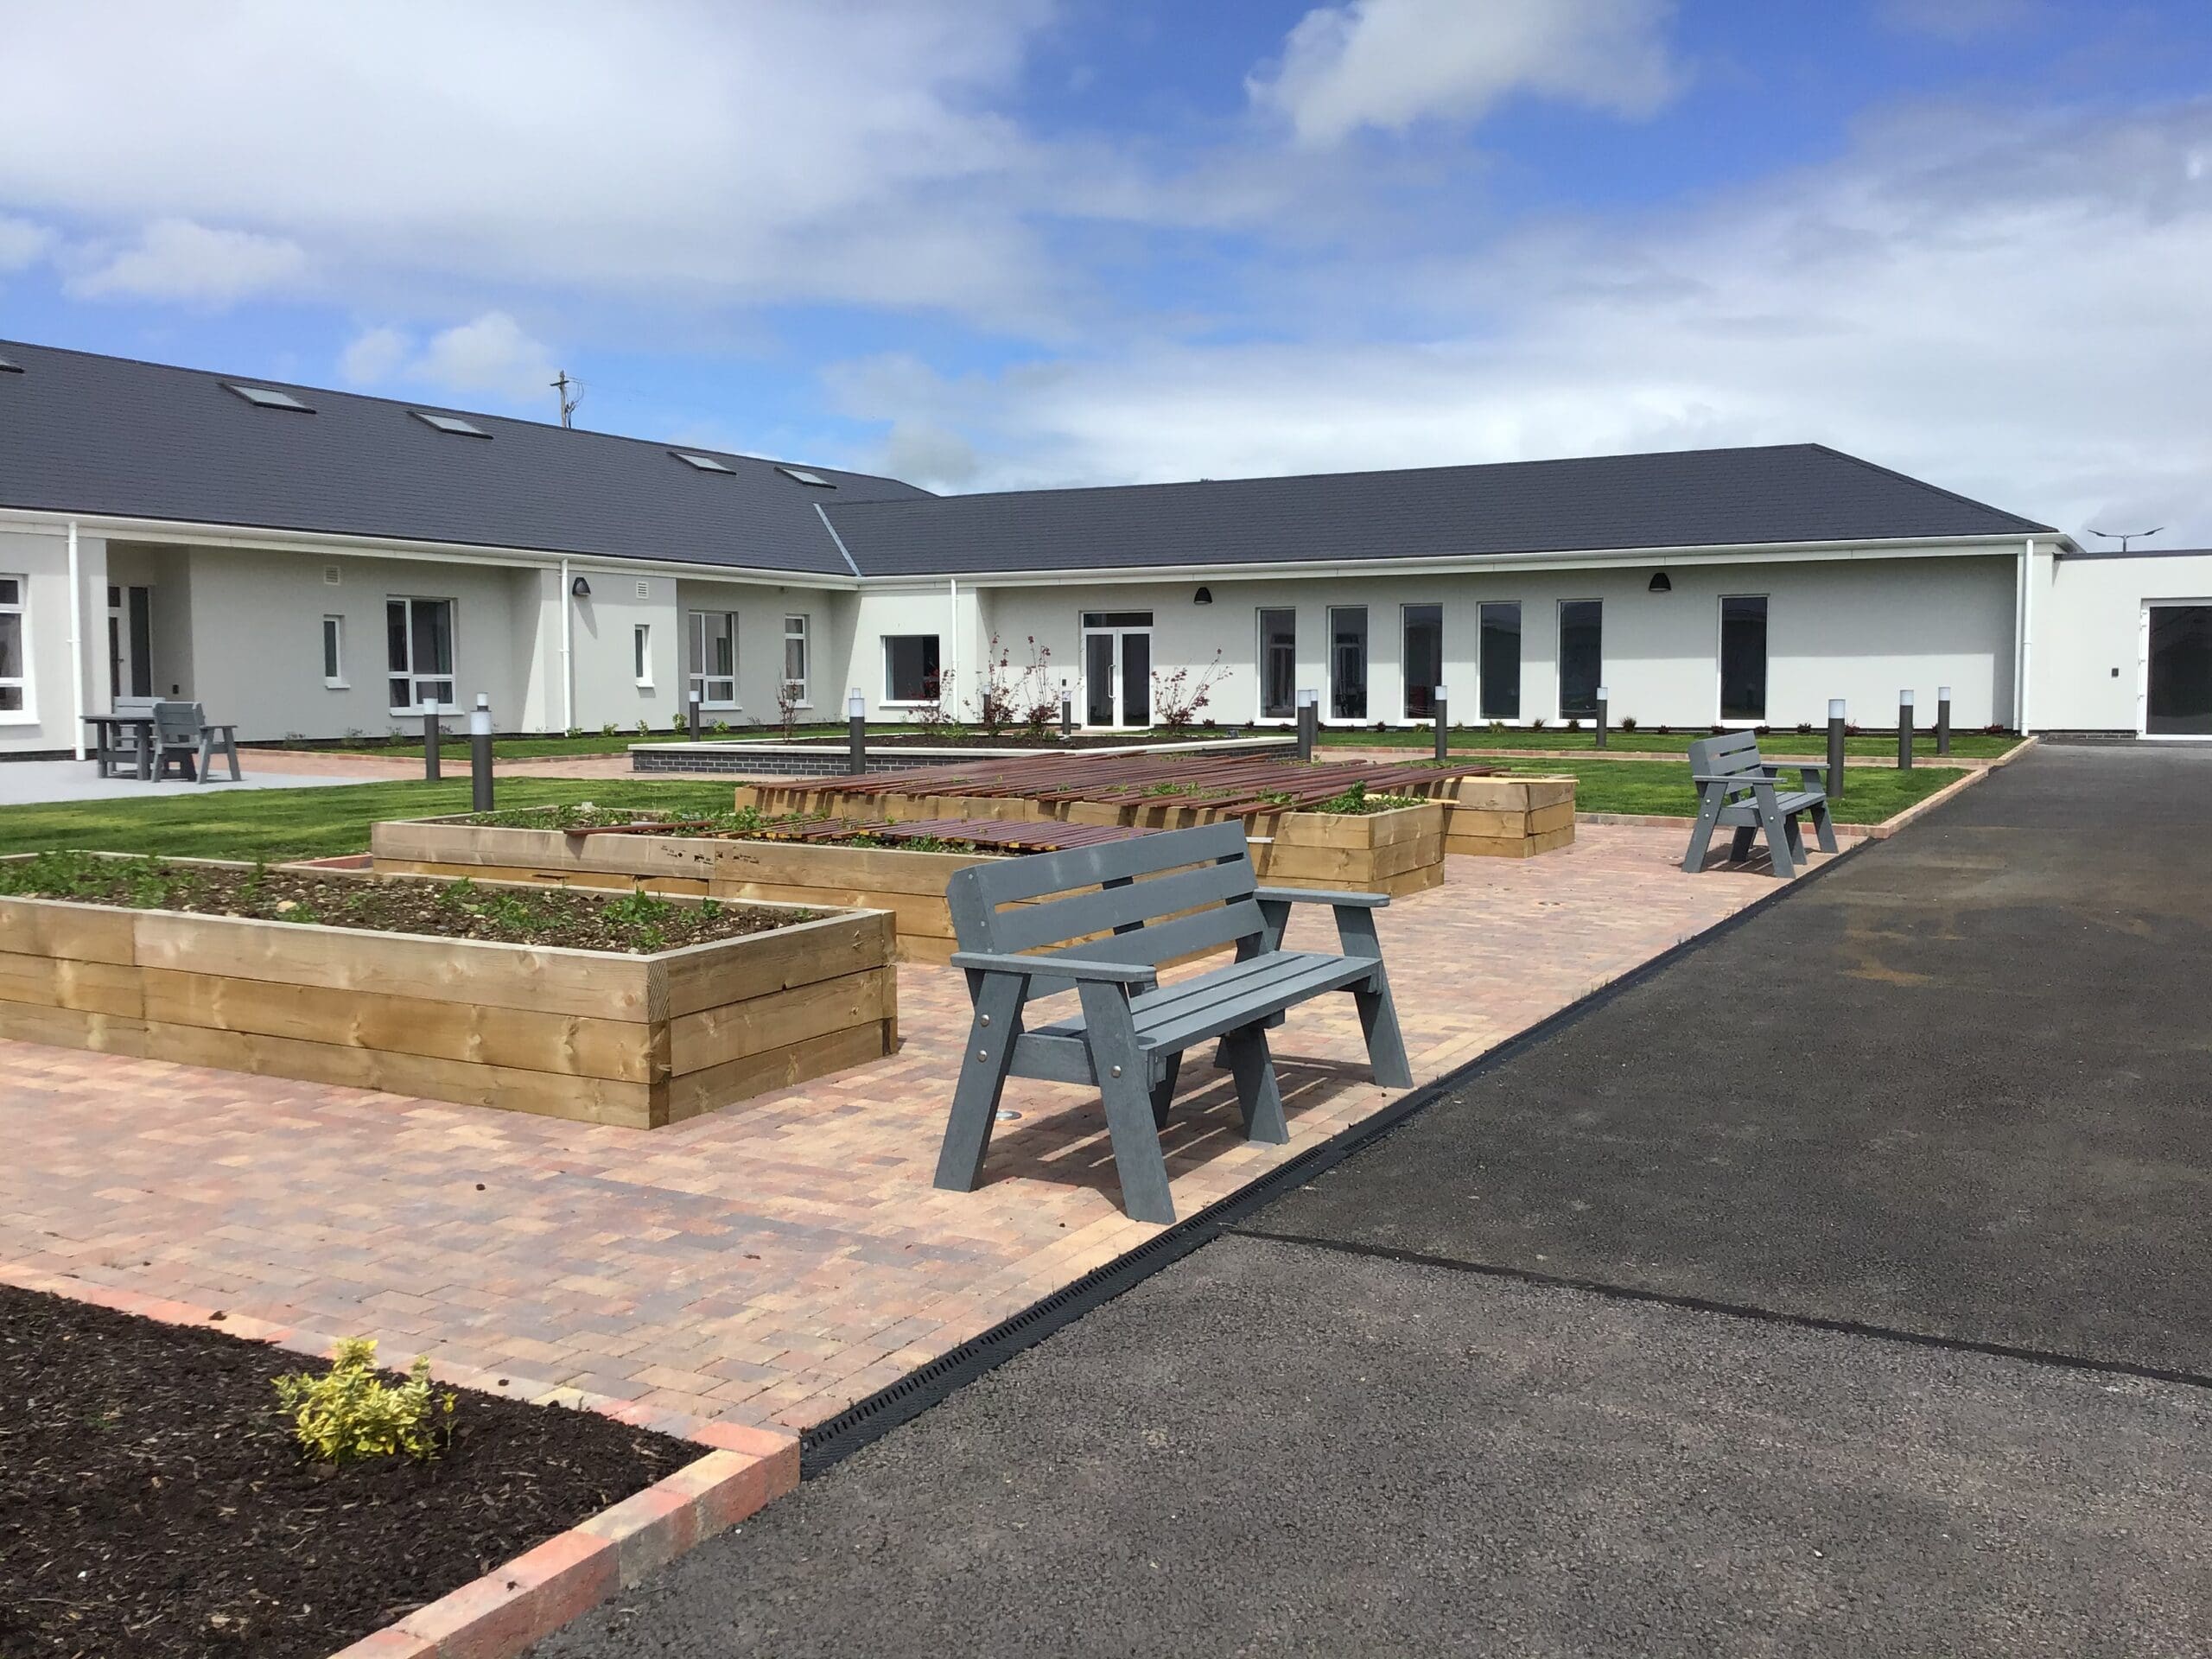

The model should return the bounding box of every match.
[542,745,2212,1657]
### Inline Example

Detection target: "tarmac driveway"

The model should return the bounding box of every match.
[541,745,2212,1657]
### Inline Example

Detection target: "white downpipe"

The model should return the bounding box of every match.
[67,520,86,759]
[946,575,958,718]
[2018,538,2036,734]
[559,557,574,733]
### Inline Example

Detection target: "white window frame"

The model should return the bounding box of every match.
[385,595,457,715]
[782,614,811,707]
[0,573,32,722]
[321,614,347,689]
[633,622,653,688]
[688,609,740,708]
[881,632,943,707]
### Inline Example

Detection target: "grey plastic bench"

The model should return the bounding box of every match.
[935,819,1414,1224]
[1683,731,1836,880]
[151,699,243,783]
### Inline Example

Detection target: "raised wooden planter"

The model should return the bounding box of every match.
[0,858,896,1128]
[1440,774,1577,859]
[371,817,995,965]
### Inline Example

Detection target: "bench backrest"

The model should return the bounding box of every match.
[112,695,162,722]
[152,699,205,746]
[945,820,1262,999]
[1687,731,1765,779]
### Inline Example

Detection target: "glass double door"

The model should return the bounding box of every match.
[1082,619,1152,728]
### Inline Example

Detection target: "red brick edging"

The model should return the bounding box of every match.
[0,1262,798,1659]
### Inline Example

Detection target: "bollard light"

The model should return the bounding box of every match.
[1294,687,1319,760]
[1433,683,1450,762]
[469,694,494,811]
[1594,683,1611,750]
[1936,684,1953,756]
[1827,698,1847,803]
[422,696,442,783]
[1897,689,1916,771]
[846,687,867,775]
[846,688,866,721]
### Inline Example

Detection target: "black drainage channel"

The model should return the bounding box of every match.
[799,834,1874,1476]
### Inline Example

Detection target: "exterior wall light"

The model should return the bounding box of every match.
[1648,572,1671,593]
[1194,586,1213,605]
[571,575,592,598]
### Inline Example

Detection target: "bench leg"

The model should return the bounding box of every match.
[196,731,216,784]
[1809,798,1838,853]
[1728,825,1757,862]
[1783,813,1806,862]
[1757,791,1797,880]
[1149,1050,1182,1129]
[1220,1026,1288,1145]
[932,973,1024,1194]
[1332,906,1414,1090]
[226,737,243,782]
[1077,982,1177,1224]
[1682,786,1723,873]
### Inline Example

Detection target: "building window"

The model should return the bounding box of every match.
[1259,608,1297,719]
[1479,601,1521,721]
[1719,595,1769,721]
[783,614,810,703]
[1559,599,1603,720]
[1402,604,1443,720]
[321,615,346,687]
[0,575,27,715]
[884,634,942,704]
[385,596,454,712]
[1329,605,1368,721]
[688,610,738,706]
[633,623,652,687]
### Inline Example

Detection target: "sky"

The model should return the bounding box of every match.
[3,0,2210,543]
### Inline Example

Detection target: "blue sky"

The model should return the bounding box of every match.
[3,1,2211,540]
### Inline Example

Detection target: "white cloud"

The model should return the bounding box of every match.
[67,217,308,303]
[0,1,1060,327]
[1249,0,1681,147]
[0,214,56,272]
[336,312,557,407]
[832,101,2212,544]
[339,326,409,385]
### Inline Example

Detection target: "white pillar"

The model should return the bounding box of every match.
[2018,538,2036,734]
[559,557,574,733]
[67,521,86,759]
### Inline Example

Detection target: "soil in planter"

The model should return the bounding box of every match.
[456,804,1016,857]
[0,1285,694,1659]
[0,851,806,952]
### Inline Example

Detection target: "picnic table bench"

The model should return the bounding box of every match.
[1682,731,1837,880]
[935,819,1414,1224]
[84,697,240,782]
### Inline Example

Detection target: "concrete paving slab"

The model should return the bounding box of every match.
[1252,745,2212,1376]
[539,1234,2211,1659]
[0,757,358,805]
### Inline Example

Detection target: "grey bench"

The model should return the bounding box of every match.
[152,699,243,783]
[1683,731,1837,880]
[936,819,1414,1224]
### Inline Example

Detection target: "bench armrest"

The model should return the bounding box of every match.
[950,950,1158,987]
[1251,886,1388,910]
[1691,772,1758,787]
[1777,760,1828,788]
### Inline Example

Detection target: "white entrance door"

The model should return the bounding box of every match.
[1080,610,1154,728]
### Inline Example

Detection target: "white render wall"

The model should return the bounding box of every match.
[2036,550,2212,734]
[962,551,2021,732]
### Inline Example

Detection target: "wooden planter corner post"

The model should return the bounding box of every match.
[0,858,897,1128]
[370,817,999,965]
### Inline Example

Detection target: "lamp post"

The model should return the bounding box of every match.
[1827,699,1847,803]
[846,688,867,775]
[469,695,494,810]
[1433,684,1449,762]
[1595,684,1610,750]
[1295,688,1318,761]
[1060,677,1073,739]
[422,697,442,782]
[686,688,702,745]
[1897,689,1915,770]
[1936,685,1952,756]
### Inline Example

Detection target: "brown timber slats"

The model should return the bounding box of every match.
[747,817,1150,853]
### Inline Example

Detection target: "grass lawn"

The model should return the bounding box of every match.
[0,755,1965,863]
[322,727,848,761]
[1319,726,2018,760]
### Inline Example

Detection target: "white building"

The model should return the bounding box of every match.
[2,338,2208,753]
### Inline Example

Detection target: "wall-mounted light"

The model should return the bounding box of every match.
[1193,586,1213,605]
[571,575,592,598]
[1647,571,1671,594]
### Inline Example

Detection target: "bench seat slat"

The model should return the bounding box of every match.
[1027,950,1374,1055]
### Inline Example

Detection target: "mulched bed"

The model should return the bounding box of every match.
[0,1285,695,1658]
[457,804,1017,856]
[0,851,807,952]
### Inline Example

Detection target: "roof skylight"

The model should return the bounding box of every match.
[412,410,491,438]
[226,383,312,412]
[776,466,835,488]
[672,451,736,474]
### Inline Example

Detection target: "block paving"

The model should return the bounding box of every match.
[0,824,1813,1436]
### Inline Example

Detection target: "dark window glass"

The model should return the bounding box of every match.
[1719,595,1769,721]
[1080,611,1154,629]
[1403,604,1442,719]
[1260,608,1296,718]
[1329,607,1368,721]
[886,634,942,702]
[2147,605,2212,735]
[1479,602,1521,719]
[1559,600,1602,719]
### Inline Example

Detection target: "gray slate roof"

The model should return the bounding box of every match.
[0,339,929,576]
[822,443,2051,577]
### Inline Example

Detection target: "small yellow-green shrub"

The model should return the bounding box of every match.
[273,1337,455,1464]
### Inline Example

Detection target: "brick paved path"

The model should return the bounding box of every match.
[0,825,1808,1437]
